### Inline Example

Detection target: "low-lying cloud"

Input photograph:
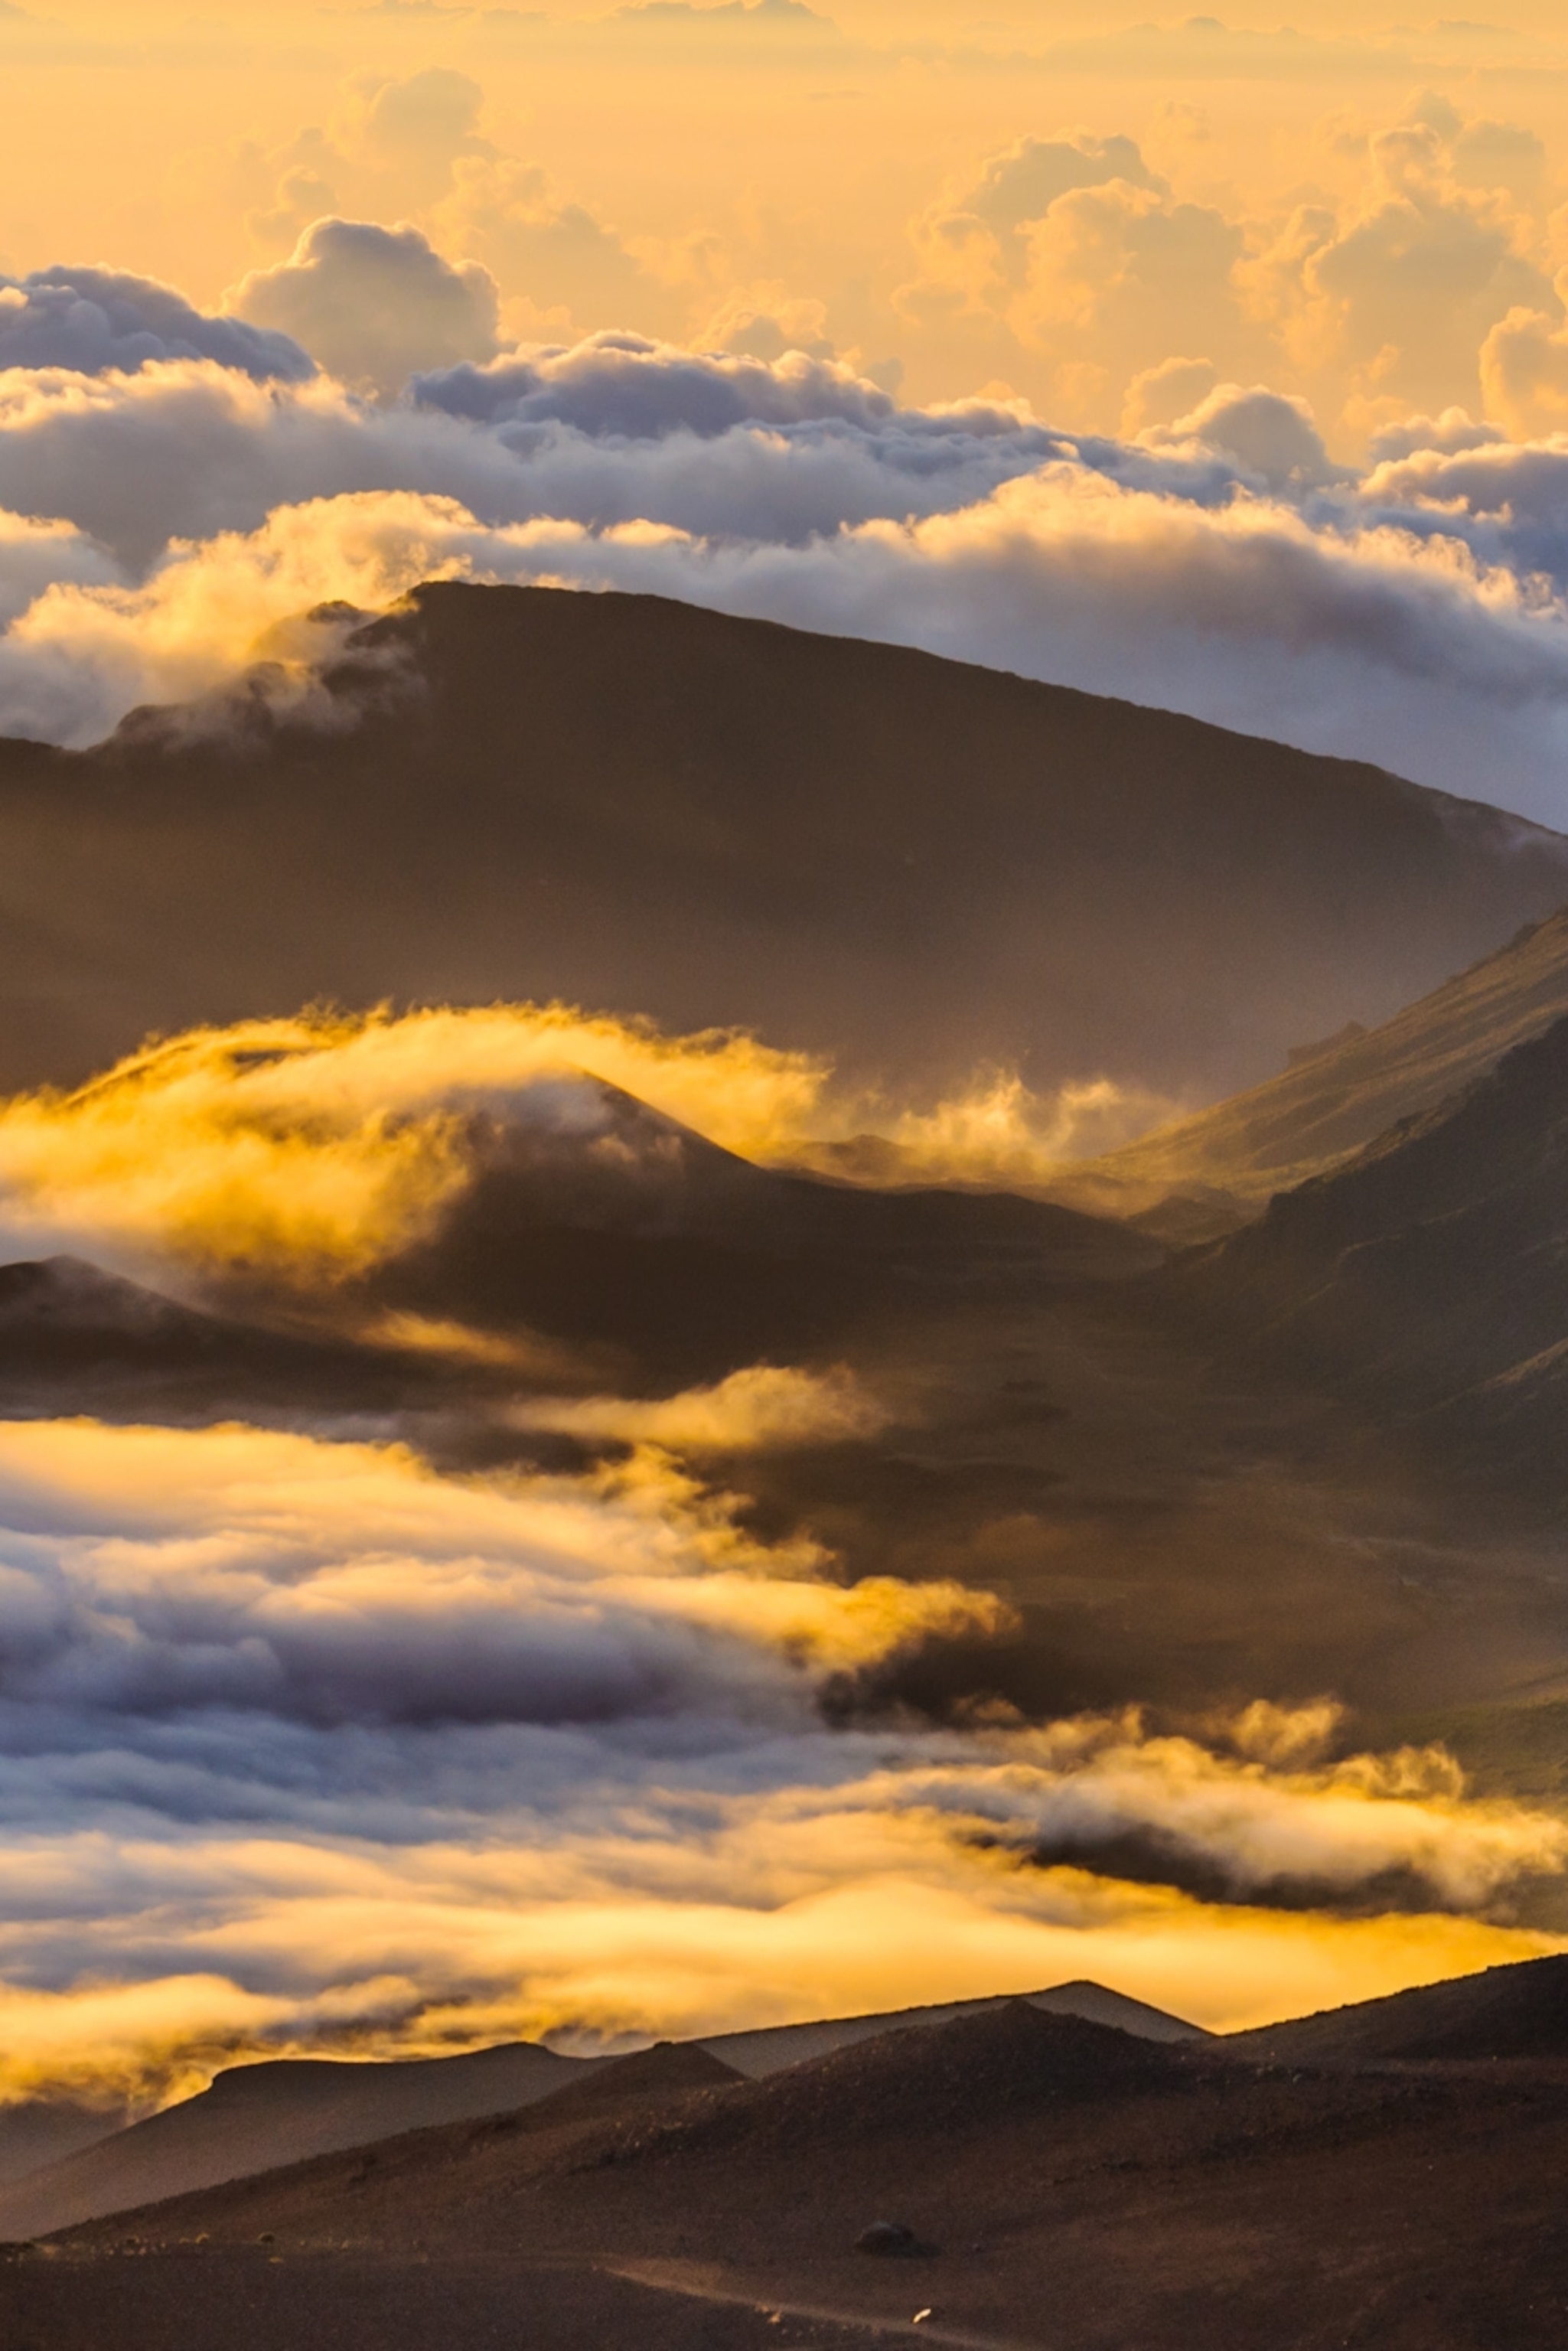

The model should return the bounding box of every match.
[0,1410,1561,2107]
[0,1005,1182,1290]
[6,324,1568,810]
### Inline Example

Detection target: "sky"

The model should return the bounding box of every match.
[8,3,1568,2109]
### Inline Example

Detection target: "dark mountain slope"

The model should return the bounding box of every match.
[1067,899,1568,1224]
[1165,1009,1568,1501]
[344,1074,1156,1386]
[0,1255,439,1420]
[0,582,1564,1100]
[29,1997,1568,2350]
[1227,1952,1568,2066]
[0,2040,600,2245]
[699,1977,1207,2075]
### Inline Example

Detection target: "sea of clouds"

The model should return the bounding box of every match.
[6,236,1568,815]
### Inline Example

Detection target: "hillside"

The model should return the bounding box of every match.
[0,2040,598,2245]
[1064,901,1568,1225]
[1165,1009,1568,1502]
[0,1981,1202,2240]
[1228,1952,1568,2066]
[0,584,1564,1106]
[14,1992,1568,2349]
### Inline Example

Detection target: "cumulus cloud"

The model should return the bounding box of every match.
[0,266,314,382]
[433,158,676,342]
[410,330,902,436]
[1241,112,1554,426]
[1139,383,1338,491]
[902,129,1254,416]
[0,511,116,625]
[227,220,502,397]
[918,132,1165,293]
[1481,302,1568,439]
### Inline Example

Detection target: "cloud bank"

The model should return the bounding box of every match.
[6,311,1568,810]
[0,1410,1560,2105]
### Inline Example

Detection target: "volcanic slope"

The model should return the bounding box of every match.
[341,1071,1156,1388]
[0,582,1566,1101]
[0,2040,601,2244]
[1228,1951,1568,2065]
[1165,1007,1568,1504]
[1061,899,1568,1229]
[21,1995,1568,2351]
[0,1984,1203,2240]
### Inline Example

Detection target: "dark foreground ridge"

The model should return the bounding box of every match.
[9,1965,1568,2349]
[1,581,1565,1100]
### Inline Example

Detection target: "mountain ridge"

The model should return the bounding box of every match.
[1,582,1564,1110]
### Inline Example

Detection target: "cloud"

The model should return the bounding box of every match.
[1139,383,1338,491]
[433,159,676,341]
[0,1400,1556,2103]
[1480,303,1568,438]
[227,220,502,397]
[0,1006,831,1284]
[12,437,1568,815]
[1241,116,1554,423]
[410,331,901,434]
[515,1365,889,1453]
[12,316,1568,809]
[0,267,314,383]
[918,132,1165,293]
[353,67,491,170]
[0,1416,997,1730]
[0,511,116,626]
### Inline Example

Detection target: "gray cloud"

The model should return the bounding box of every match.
[227,221,502,398]
[0,267,315,383]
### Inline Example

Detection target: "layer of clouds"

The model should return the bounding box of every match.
[0,1006,1175,1284]
[5,260,1568,813]
[10,436,1568,819]
[0,268,315,383]
[0,1410,1560,2102]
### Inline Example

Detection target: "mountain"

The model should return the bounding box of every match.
[1165,1009,1568,1503]
[344,1073,1157,1387]
[0,582,1565,1104]
[697,1977,1208,2075]
[0,1980,1198,2239]
[1062,901,1568,1228]
[0,1255,438,1421]
[18,1993,1568,2349]
[1227,1952,1568,2066]
[0,2040,599,2244]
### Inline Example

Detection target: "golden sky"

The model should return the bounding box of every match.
[10,2,1568,438]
